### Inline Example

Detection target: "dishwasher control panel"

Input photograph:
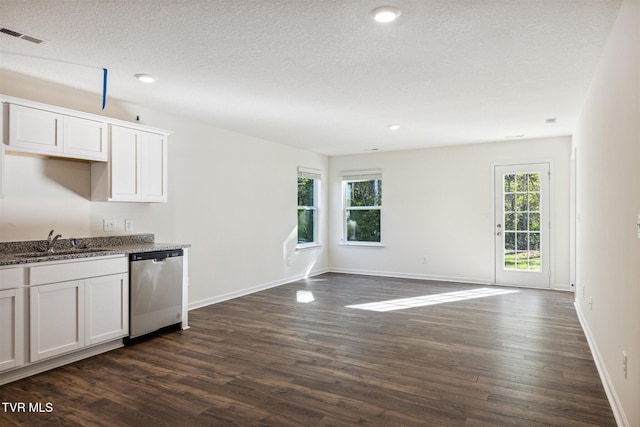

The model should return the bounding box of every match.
[130,249,183,262]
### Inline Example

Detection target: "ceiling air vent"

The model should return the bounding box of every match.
[0,27,45,44]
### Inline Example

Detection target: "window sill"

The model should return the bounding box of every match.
[339,242,385,248]
[296,243,323,251]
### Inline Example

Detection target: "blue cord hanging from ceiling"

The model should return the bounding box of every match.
[102,68,108,110]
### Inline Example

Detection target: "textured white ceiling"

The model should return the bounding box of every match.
[0,0,623,155]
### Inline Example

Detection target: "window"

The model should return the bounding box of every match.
[342,170,382,244]
[297,167,321,246]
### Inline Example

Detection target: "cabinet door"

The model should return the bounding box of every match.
[85,274,128,345]
[30,281,84,362]
[140,131,167,202]
[110,125,141,201]
[64,116,108,161]
[0,288,24,372]
[9,104,63,153]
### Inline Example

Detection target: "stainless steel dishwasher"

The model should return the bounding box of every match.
[129,249,183,340]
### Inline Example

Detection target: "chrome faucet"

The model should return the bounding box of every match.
[46,229,62,253]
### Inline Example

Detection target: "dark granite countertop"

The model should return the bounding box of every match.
[0,234,190,266]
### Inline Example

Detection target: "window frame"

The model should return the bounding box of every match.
[297,167,321,249]
[341,170,383,247]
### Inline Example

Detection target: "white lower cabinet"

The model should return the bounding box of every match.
[30,280,84,362]
[0,267,26,373]
[27,257,129,363]
[0,288,24,371]
[85,274,128,345]
[0,257,130,385]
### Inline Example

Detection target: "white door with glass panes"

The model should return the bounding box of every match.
[494,163,550,288]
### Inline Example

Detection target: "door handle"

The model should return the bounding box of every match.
[496,224,502,236]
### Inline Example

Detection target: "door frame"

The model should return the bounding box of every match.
[491,160,554,289]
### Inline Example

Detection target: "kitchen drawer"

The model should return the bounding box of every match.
[29,256,128,286]
[0,267,25,290]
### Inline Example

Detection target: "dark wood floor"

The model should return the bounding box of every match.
[0,273,615,426]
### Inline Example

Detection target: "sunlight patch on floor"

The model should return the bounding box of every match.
[346,287,519,312]
[296,290,315,303]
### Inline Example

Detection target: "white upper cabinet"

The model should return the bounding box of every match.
[9,104,63,153]
[63,115,108,161]
[140,130,167,202]
[92,125,168,203]
[8,104,107,161]
[0,95,171,203]
[110,125,141,201]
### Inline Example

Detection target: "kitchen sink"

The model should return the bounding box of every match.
[16,248,111,258]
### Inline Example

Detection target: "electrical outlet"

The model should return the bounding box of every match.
[623,352,628,379]
[103,219,116,232]
[125,219,134,232]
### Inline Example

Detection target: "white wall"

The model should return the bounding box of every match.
[0,70,329,307]
[0,154,92,238]
[573,0,639,424]
[329,137,571,289]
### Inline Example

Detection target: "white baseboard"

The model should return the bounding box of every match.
[574,302,628,427]
[189,268,330,310]
[331,269,574,293]
[553,283,573,292]
[0,340,123,386]
[328,268,493,286]
[189,267,573,313]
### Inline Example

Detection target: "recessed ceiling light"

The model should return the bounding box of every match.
[545,118,557,124]
[371,6,401,23]
[135,73,157,83]
[388,124,400,131]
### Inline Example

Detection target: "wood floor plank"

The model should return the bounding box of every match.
[0,273,616,426]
